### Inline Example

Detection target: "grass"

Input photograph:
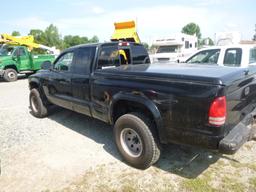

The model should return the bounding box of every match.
[182,177,216,192]
[249,177,256,189]
[218,176,246,192]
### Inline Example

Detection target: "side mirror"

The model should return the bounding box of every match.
[41,61,52,70]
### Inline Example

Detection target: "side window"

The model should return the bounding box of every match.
[185,41,189,49]
[186,49,220,64]
[19,48,26,56]
[223,48,242,67]
[73,47,95,75]
[54,52,74,72]
[249,48,256,64]
[97,45,120,69]
[131,45,150,64]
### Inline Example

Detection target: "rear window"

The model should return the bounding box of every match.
[223,48,242,67]
[249,48,256,64]
[131,45,150,64]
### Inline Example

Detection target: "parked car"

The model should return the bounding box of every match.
[185,44,256,67]
[28,42,256,169]
[0,45,55,82]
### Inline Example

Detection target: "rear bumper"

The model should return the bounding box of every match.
[218,121,255,154]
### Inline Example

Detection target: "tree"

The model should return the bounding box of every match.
[253,24,256,41]
[28,29,46,44]
[208,38,214,45]
[64,35,89,48]
[142,42,149,50]
[181,23,201,39]
[11,31,21,36]
[89,35,99,43]
[44,24,63,49]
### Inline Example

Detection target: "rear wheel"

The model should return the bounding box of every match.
[29,88,49,118]
[114,113,161,169]
[3,68,18,82]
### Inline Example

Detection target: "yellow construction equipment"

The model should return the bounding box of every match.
[0,34,59,54]
[111,20,141,43]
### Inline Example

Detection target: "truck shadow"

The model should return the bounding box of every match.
[45,106,236,179]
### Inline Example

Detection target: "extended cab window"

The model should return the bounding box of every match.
[186,49,220,64]
[97,45,120,69]
[249,48,256,64]
[54,52,74,72]
[73,47,95,75]
[223,48,242,67]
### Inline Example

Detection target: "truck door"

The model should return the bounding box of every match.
[71,47,96,116]
[44,51,73,110]
[13,47,31,70]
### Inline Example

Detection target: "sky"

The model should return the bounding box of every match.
[0,0,255,44]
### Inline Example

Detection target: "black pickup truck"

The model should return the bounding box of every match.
[28,42,256,169]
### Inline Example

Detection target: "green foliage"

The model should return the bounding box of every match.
[63,35,99,48]
[28,24,99,51]
[29,29,45,44]
[11,31,21,36]
[44,24,63,49]
[182,22,201,39]
[89,35,99,43]
[142,42,149,50]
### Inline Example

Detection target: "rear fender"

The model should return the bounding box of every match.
[110,92,166,142]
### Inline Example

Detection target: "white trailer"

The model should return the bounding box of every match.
[151,33,198,63]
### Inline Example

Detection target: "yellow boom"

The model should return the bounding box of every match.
[0,34,41,51]
[0,34,59,54]
[111,20,141,43]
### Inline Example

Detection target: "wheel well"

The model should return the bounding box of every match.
[29,81,39,90]
[4,65,18,72]
[112,100,159,135]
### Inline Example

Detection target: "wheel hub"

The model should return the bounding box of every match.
[120,128,143,158]
[7,72,15,79]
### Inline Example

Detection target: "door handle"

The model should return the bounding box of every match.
[59,79,71,84]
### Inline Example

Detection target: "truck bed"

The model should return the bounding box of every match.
[99,63,249,86]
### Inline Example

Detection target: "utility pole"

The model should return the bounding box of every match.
[253,24,256,41]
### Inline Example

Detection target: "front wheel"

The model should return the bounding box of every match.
[114,113,161,169]
[29,88,49,118]
[3,69,18,82]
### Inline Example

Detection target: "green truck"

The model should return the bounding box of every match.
[0,45,55,82]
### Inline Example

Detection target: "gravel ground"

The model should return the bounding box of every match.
[0,78,256,192]
[0,78,120,191]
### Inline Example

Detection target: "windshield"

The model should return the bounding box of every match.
[156,45,178,53]
[0,45,14,56]
[186,49,220,64]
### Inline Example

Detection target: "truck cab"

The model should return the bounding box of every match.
[185,44,256,67]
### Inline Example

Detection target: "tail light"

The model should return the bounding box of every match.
[208,96,226,126]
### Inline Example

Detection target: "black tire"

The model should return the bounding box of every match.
[3,68,18,82]
[29,88,48,118]
[114,113,161,169]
